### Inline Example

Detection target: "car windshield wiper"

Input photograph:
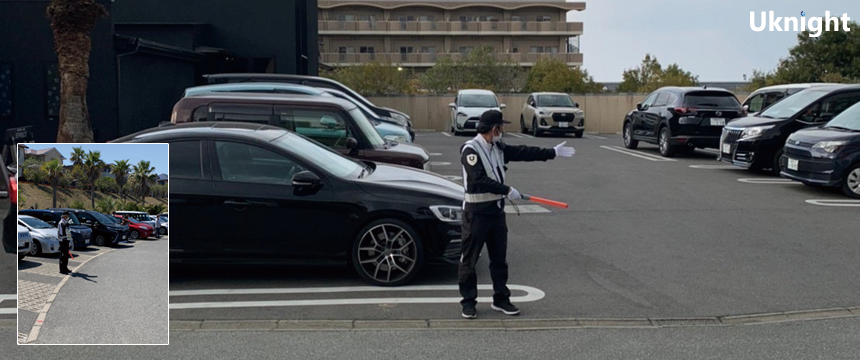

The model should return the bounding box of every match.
[758,114,775,119]
[825,126,860,132]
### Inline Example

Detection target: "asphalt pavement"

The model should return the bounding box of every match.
[0,251,15,321]
[168,131,860,322]
[17,237,169,344]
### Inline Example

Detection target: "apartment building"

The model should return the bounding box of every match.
[318,0,585,69]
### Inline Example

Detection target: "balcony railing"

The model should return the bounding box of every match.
[320,21,583,34]
[321,52,583,65]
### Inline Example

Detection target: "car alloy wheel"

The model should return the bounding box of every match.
[130,230,139,240]
[95,235,107,246]
[29,241,41,256]
[623,122,638,149]
[353,220,423,286]
[159,228,167,235]
[532,119,539,137]
[659,127,675,157]
[844,165,860,198]
[521,116,527,134]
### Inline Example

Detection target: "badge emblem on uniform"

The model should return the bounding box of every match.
[466,154,478,166]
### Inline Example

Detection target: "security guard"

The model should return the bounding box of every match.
[459,109,575,319]
[154,215,161,239]
[57,211,73,275]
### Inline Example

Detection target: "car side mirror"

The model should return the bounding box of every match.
[636,102,643,111]
[346,137,358,150]
[574,102,579,108]
[448,103,456,109]
[742,104,749,112]
[292,171,322,187]
[499,104,506,109]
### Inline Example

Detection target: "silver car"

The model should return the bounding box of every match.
[18,215,61,256]
[520,92,585,138]
[449,89,506,135]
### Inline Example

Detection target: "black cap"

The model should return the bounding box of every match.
[478,110,510,127]
[62,211,70,216]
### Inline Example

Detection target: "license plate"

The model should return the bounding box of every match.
[722,144,731,154]
[122,235,127,239]
[710,118,726,126]
[558,122,569,128]
[85,240,89,244]
[787,158,799,171]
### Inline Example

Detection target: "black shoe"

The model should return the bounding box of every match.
[461,304,477,319]
[491,301,520,316]
[59,270,71,275]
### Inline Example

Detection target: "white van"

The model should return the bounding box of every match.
[114,211,157,228]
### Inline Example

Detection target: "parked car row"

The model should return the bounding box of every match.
[622,84,860,198]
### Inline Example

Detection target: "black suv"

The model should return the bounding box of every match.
[48,208,129,246]
[720,85,860,174]
[18,209,94,249]
[623,87,743,157]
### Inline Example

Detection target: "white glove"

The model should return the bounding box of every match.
[554,141,576,158]
[507,187,522,200]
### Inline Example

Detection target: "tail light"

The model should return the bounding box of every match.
[670,107,697,115]
[10,176,17,204]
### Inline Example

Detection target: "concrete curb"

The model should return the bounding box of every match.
[22,248,116,344]
[166,306,860,332]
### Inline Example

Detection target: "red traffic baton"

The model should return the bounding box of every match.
[522,194,569,209]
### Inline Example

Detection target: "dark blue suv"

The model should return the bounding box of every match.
[18,209,94,249]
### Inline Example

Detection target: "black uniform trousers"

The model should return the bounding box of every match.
[59,240,71,273]
[458,210,510,307]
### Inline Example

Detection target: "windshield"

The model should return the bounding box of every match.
[460,94,498,108]
[350,108,385,147]
[66,213,82,225]
[21,217,53,229]
[538,95,575,107]
[274,133,363,178]
[760,89,828,119]
[90,211,115,225]
[684,92,741,108]
[107,216,121,224]
[125,217,142,224]
[824,102,860,131]
[329,91,382,120]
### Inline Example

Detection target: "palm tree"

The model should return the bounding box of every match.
[70,146,85,167]
[111,159,131,203]
[42,159,64,208]
[83,150,105,208]
[47,0,107,142]
[130,160,157,206]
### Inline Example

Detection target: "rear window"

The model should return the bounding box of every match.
[684,92,741,108]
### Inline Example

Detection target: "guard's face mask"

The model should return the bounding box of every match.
[492,126,504,143]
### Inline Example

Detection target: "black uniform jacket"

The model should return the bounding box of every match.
[460,140,555,214]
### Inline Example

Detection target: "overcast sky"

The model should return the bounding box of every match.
[568,0,859,82]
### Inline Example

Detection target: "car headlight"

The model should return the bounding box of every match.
[812,141,848,154]
[740,125,774,140]
[70,229,80,234]
[430,206,463,223]
[384,134,410,143]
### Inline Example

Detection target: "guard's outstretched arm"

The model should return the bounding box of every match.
[462,146,510,195]
[501,142,556,163]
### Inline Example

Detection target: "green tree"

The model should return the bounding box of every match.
[421,56,460,94]
[146,204,167,215]
[130,160,157,206]
[120,201,142,212]
[95,175,117,193]
[22,158,46,184]
[111,159,131,203]
[95,197,118,214]
[70,164,88,190]
[420,45,524,94]
[42,159,65,208]
[18,194,25,209]
[69,200,86,210]
[322,61,414,95]
[618,54,698,93]
[83,150,105,208]
[70,146,85,167]
[525,58,603,93]
[745,21,860,90]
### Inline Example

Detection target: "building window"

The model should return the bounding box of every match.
[360,47,375,60]
[45,63,60,120]
[536,16,552,22]
[400,46,414,61]
[0,62,12,118]
[458,46,473,55]
[338,47,355,62]
[399,15,415,30]
[512,48,519,53]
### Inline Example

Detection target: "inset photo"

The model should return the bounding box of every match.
[16,143,168,345]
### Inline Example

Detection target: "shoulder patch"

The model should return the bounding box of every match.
[466,154,478,166]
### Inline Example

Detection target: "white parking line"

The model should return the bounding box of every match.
[441,132,452,137]
[600,146,676,162]
[689,165,741,170]
[583,134,608,140]
[0,308,16,315]
[507,133,525,139]
[441,175,463,182]
[505,205,550,214]
[429,153,443,156]
[520,134,535,139]
[737,178,800,185]
[698,149,721,156]
[168,284,545,310]
[430,161,451,167]
[0,294,15,301]
[805,199,860,207]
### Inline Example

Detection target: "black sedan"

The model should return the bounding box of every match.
[47,209,129,246]
[720,85,860,174]
[623,87,743,157]
[113,122,464,286]
[781,102,860,198]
